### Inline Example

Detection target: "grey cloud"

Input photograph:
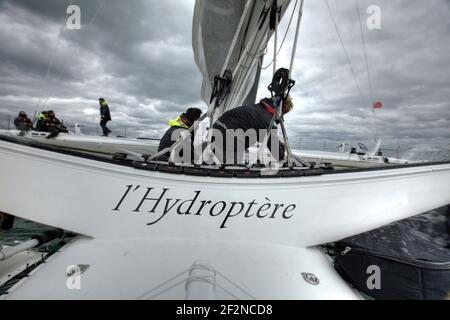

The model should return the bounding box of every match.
[0,0,449,149]
[255,0,450,149]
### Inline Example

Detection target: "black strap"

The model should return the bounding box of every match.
[269,0,281,30]
[210,69,233,108]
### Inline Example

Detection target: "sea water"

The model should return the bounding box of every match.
[0,217,56,246]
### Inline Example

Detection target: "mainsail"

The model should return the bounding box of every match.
[193,0,292,121]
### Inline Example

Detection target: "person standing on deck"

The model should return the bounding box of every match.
[99,98,112,136]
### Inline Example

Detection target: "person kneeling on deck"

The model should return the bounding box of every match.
[35,111,48,131]
[157,108,202,162]
[210,96,293,165]
[42,110,68,139]
[14,111,33,131]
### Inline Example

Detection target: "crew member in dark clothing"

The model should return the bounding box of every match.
[35,111,49,131]
[42,110,68,139]
[99,98,112,136]
[211,96,293,165]
[14,111,33,131]
[157,108,202,161]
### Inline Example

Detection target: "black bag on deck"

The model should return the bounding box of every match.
[334,206,450,300]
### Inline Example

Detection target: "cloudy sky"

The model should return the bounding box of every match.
[0,0,449,150]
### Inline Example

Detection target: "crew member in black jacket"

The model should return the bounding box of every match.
[157,108,202,161]
[211,96,293,165]
[13,111,33,131]
[99,98,112,136]
[42,110,68,139]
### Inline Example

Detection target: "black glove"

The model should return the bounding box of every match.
[279,141,286,161]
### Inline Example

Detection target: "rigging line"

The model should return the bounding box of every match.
[42,0,108,110]
[224,2,274,110]
[220,0,256,79]
[355,0,378,138]
[261,0,299,70]
[227,0,289,108]
[223,0,283,110]
[324,0,368,113]
[34,0,74,117]
[76,0,108,49]
[273,1,279,75]
[208,0,255,110]
[205,0,256,147]
[355,0,374,103]
[288,0,305,78]
[88,0,108,25]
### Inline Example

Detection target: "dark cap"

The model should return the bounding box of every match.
[185,108,202,123]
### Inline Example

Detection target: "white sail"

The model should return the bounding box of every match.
[193,0,291,120]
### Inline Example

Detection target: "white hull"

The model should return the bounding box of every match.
[0,138,449,299]
[1,138,449,245]
[0,130,158,157]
